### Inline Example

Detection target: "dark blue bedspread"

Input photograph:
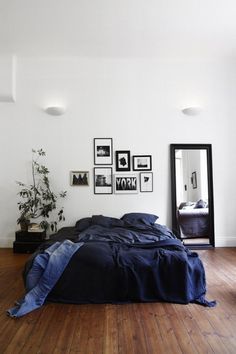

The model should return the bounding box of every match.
[23,215,216,307]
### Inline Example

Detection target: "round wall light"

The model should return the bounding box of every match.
[182,107,202,116]
[45,106,66,116]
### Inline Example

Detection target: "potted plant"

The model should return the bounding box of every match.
[16,148,67,232]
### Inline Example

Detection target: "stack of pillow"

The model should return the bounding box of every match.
[179,199,208,210]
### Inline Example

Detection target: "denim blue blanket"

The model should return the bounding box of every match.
[7,240,84,318]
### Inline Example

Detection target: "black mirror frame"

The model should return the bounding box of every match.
[170,144,215,248]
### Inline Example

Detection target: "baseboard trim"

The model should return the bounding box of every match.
[215,237,236,247]
[0,238,14,248]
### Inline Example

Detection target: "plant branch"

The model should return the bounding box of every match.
[16,148,66,231]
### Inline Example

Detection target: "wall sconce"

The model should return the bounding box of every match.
[182,107,202,116]
[45,106,66,116]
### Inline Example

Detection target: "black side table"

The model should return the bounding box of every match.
[13,230,46,253]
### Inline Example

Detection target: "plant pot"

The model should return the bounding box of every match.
[19,220,30,231]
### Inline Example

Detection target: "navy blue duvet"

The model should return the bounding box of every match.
[23,215,215,307]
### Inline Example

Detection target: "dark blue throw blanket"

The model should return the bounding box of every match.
[19,215,215,316]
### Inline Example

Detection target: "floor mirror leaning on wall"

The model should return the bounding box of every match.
[170,144,215,249]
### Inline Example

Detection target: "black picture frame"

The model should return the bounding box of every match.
[192,171,197,189]
[133,155,152,171]
[94,167,113,194]
[114,174,138,194]
[115,150,131,171]
[140,172,153,192]
[94,138,113,165]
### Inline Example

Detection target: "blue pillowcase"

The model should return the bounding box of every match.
[121,212,158,225]
[91,215,124,228]
[194,199,207,209]
[75,213,159,231]
[75,215,124,231]
[75,217,92,232]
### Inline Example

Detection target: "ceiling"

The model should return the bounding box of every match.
[0,0,236,58]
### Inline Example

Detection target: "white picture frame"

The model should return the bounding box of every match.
[114,174,138,194]
[140,172,153,192]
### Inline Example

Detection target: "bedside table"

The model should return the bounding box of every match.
[13,230,46,253]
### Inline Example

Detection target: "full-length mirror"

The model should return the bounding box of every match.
[170,144,215,248]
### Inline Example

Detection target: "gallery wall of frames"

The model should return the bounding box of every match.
[70,138,153,195]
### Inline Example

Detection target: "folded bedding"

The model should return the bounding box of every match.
[7,214,216,317]
[178,208,209,237]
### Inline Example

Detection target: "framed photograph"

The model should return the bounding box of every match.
[70,171,89,186]
[133,155,152,171]
[94,138,113,165]
[140,172,153,192]
[114,174,138,194]
[192,171,197,189]
[94,167,113,194]
[115,150,131,171]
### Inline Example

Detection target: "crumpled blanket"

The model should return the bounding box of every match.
[7,240,84,318]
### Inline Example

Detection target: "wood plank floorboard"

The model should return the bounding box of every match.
[0,247,236,354]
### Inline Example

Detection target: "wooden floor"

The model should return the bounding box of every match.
[0,248,236,354]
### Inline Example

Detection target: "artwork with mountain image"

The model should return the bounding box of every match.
[114,174,138,194]
[70,171,89,186]
[133,155,152,171]
[115,150,131,171]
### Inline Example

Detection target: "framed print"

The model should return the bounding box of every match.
[140,172,153,192]
[94,167,113,194]
[115,150,131,171]
[94,138,113,165]
[70,171,89,186]
[192,171,197,189]
[114,174,138,194]
[133,155,152,171]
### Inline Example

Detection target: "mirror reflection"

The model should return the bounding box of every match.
[171,144,214,248]
[176,149,210,246]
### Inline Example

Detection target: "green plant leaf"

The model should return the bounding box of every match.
[16,148,66,231]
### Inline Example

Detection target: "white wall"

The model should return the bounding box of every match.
[181,150,199,202]
[0,56,16,102]
[0,56,236,247]
[187,150,202,202]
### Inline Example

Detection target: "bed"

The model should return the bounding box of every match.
[7,213,215,317]
[177,200,209,238]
